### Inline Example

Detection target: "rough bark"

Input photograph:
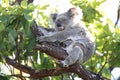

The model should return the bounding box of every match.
[5,56,108,80]
[4,21,109,80]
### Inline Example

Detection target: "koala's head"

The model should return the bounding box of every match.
[51,7,82,31]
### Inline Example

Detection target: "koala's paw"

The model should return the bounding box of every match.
[58,60,68,67]
[36,36,46,42]
[36,36,42,41]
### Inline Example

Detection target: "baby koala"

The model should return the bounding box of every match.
[37,7,95,67]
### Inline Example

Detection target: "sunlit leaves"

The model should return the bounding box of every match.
[0,0,58,79]
[114,28,120,42]
[21,0,27,9]
[33,4,50,27]
[71,0,103,23]
[21,1,35,22]
[0,1,32,62]
[71,0,120,79]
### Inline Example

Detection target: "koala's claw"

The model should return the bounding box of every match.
[36,37,42,41]
[36,36,46,42]
[58,60,68,67]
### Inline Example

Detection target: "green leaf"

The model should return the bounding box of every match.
[0,23,5,32]
[0,73,10,80]
[9,16,16,24]
[0,75,9,80]
[26,35,35,51]
[28,3,35,10]
[21,0,27,9]
[41,4,49,10]
[8,30,17,46]
[24,12,33,22]
[20,16,31,35]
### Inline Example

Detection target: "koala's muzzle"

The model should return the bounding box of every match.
[56,21,61,27]
[56,21,65,31]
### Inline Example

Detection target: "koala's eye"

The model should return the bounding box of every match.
[56,18,67,23]
[62,18,67,21]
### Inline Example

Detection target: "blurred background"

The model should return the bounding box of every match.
[0,0,120,80]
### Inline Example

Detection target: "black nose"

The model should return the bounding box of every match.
[56,21,62,27]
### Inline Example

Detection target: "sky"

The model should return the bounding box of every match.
[33,0,120,26]
[33,0,73,13]
[100,0,119,24]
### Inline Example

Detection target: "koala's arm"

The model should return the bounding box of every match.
[37,28,80,42]
[38,26,55,36]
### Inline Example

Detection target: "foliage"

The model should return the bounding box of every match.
[0,0,120,80]
[0,73,10,80]
[0,0,55,79]
[71,0,120,78]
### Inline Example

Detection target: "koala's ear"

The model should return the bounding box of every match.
[67,7,81,17]
[50,13,58,22]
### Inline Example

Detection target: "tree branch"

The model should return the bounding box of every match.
[4,21,109,80]
[33,43,68,60]
[5,56,107,80]
[31,21,68,60]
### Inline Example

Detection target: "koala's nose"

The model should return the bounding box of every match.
[56,21,62,27]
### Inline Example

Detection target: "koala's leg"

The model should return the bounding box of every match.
[60,46,84,67]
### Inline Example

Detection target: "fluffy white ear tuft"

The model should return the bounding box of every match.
[67,7,83,19]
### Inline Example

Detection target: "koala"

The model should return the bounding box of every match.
[37,7,95,67]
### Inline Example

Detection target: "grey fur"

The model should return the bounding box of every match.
[37,7,95,67]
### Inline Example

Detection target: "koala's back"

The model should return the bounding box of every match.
[61,23,95,64]
[69,22,95,63]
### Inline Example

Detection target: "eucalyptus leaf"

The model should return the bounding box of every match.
[0,23,5,32]
[8,30,17,46]
[21,0,27,9]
